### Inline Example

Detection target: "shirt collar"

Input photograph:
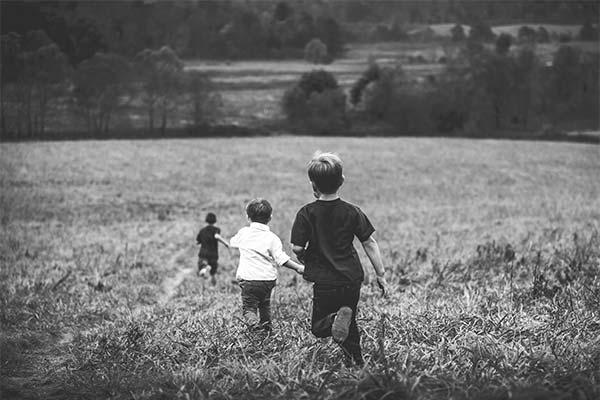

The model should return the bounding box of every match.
[250,222,270,231]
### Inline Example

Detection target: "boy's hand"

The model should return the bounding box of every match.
[376,275,388,297]
[296,264,305,275]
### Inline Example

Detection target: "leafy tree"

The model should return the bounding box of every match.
[289,11,315,48]
[517,26,537,43]
[315,17,343,56]
[511,49,540,128]
[3,31,71,137]
[274,2,294,22]
[536,27,550,43]
[184,71,221,127]
[578,22,599,41]
[450,24,466,42]
[350,63,382,107]
[283,70,347,133]
[541,45,599,124]
[1,33,22,135]
[495,33,513,55]
[134,46,184,135]
[72,52,131,135]
[304,38,328,64]
[468,20,495,43]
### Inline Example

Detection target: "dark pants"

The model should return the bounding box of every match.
[198,257,218,275]
[239,280,276,330]
[311,283,363,365]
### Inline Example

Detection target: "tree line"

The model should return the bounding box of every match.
[1,30,220,138]
[283,32,599,138]
[2,1,597,64]
[1,1,598,140]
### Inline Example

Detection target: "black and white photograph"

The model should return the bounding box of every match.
[1,1,599,399]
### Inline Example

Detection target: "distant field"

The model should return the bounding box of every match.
[1,138,599,399]
[185,42,448,125]
[423,23,589,38]
[185,29,598,126]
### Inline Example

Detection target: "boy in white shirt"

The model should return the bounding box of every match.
[230,198,304,332]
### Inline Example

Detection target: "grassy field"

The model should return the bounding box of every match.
[1,137,599,399]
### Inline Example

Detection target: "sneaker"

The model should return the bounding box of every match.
[331,306,352,343]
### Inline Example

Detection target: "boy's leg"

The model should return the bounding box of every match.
[198,258,209,274]
[239,280,261,328]
[208,259,218,285]
[198,257,210,278]
[339,285,363,366]
[208,259,219,275]
[311,285,343,338]
[257,281,276,331]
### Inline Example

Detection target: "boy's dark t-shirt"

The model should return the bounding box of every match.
[291,199,375,285]
[197,225,221,259]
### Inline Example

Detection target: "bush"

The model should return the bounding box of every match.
[282,69,347,134]
[578,22,599,41]
[495,33,513,55]
[450,24,466,42]
[468,20,495,43]
[518,26,537,42]
[304,38,328,64]
[536,26,550,43]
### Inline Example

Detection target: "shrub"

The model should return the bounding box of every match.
[578,22,599,41]
[282,69,347,134]
[304,38,328,64]
[518,26,537,42]
[536,26,550,43]
[495,33,513,55]
[450,24,466,42]
[468,20,495,43]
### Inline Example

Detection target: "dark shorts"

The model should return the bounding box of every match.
[198,257,218,275]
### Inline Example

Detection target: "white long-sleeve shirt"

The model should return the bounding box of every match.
[230,222,291,281]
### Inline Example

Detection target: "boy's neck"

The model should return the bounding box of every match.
[318,193,340,201]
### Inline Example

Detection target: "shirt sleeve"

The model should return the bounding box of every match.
[354,207,375,242]
[270,234,291,267]
[290,209,309,246]
[229,228,243,248]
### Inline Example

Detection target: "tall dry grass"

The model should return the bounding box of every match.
[1,137,599,399]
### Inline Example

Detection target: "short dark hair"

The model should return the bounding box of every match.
[246,199,272,224]
[307,151,343,194]
[205,212,217,224]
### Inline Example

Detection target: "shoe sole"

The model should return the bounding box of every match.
[332,306,352,343]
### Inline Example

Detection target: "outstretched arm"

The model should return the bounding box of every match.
[215,233,230,248]
[361,235,388,296]
[283,259,304,275]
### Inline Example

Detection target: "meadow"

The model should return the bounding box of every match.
[1,137,599,399]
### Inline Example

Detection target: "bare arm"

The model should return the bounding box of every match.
[283,259,304,275]
[361,235,388,296]
[214,233,230,248]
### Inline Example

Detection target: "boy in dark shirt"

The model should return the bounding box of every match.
[197,212,229,285]
[291,151,388,366]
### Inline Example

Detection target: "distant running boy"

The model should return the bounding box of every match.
[230,199,304,332]
[291,151,388,366]
[196,212,229,285]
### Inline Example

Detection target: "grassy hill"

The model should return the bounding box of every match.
[1,137,599,399]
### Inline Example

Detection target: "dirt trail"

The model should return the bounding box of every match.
[157,247,197,304]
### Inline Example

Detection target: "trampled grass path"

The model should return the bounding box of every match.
[158,251,196,305]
